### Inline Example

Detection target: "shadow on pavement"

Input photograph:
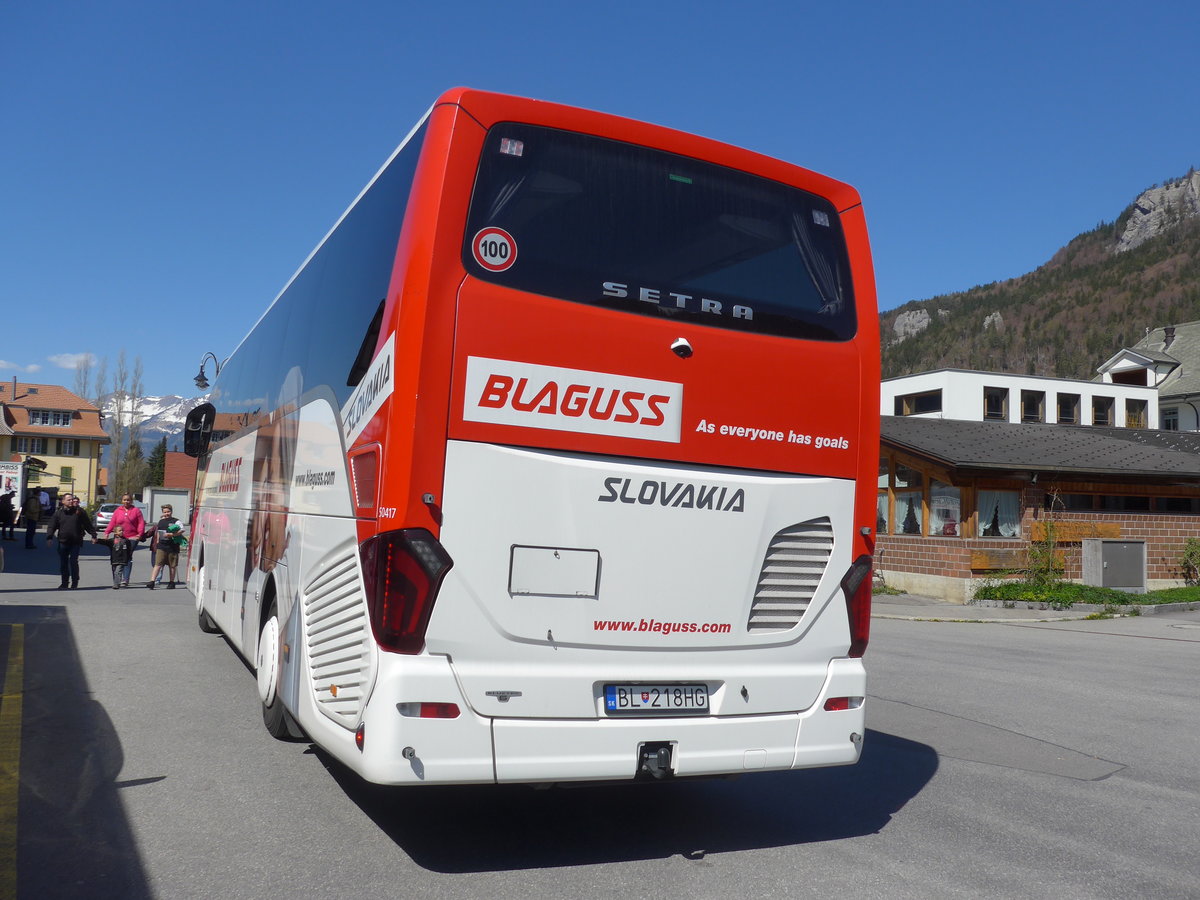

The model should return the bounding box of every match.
[326,727,937,873]
[1,538,137,587]
[1,605,151,899]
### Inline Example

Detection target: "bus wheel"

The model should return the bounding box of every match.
[195,562,220,634]
[256,604,288,739]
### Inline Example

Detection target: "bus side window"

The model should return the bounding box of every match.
[346,299,386,388]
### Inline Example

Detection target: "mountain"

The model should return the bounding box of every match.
[99,392,202,457]
[881,170,1200,380]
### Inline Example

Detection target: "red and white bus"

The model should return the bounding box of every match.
[184,88,880,785]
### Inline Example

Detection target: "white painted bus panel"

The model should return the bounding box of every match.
[428,440,856,720]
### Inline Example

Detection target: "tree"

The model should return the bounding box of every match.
[103,351,148,498]
[114,439,147,500]
[72,355,93,401]
[146,436,167,487]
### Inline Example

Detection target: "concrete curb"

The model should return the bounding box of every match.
[873,611,1094,624]
[969,599,1200,616]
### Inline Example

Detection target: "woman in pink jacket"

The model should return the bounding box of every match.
[105,494,146,587]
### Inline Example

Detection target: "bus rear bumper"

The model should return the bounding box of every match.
[353,657,865,785]
[491,657,864,783]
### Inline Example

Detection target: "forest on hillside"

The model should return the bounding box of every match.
[879,206,1200,380]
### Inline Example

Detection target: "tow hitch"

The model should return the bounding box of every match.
[636,741,675,780]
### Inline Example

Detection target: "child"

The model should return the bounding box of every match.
[95,524,135,589]
[147,505,184,589]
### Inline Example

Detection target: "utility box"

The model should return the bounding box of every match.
[1082,539,1146,593]
[143,487,192,527]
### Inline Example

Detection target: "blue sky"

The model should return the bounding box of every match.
[3,1,1198,397]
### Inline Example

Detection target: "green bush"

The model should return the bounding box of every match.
[973,580,1200,608]
[1180,538,1200,586]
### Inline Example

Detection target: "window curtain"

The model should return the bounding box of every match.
[931,482,961,536]
[894,490,922,535]
[977,490,1021,537]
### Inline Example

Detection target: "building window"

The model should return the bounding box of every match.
[57,439,79,456]
[977,490,1020,537]
[1046,494,1199,514]
[1125,399,1148,429]
[1162,408,1179,431]
[1155,497,1200,514]
[1111,368,1148,386]
[892,463,924,535]
[1056,394,1080,424]
[28,409,71,427]
[931,482,961,535]
[1020,390,1045,423]
[984,387,1008,420]
[1092,396,1114,426]
[894,390,942,416]
[16,437,46,454]
[60,466,73,482]
[877,457,890,535]
[894,491,923,534]
[1097,495,1151,512]
[1044,493,1094,511]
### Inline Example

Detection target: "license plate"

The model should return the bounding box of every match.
[604,684,709,715]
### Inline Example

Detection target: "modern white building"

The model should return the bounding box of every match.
[881,369,1159,429]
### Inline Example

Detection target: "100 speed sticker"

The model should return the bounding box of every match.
[472,227,517,272]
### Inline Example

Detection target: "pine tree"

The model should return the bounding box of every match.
[146,437,167,487]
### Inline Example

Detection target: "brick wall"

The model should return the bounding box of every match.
[877,484,1200,592]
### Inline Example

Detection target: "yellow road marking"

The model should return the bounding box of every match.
[0,624,25,900]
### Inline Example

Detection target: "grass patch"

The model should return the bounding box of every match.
[973,581,1200,609]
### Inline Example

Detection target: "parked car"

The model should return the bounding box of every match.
[94,501,149,531]
[93,503,120,530]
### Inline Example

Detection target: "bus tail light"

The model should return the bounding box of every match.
[398,702,461,719]
[360,529,453,654]
[824,696,864,712]
[349,446,380,509]
[840,555,872,658]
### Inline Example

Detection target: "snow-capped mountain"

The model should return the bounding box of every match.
[99,392,206,455]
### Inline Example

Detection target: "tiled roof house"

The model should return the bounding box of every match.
[1097,320,1200,431]
[0,379,109,505]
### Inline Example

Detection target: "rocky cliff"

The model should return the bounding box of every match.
[1116,170,1200,253]
[880,170,1200,379]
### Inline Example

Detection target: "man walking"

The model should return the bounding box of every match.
[22,489,41,549]
[45,494,97,589]
[0,490,15,540]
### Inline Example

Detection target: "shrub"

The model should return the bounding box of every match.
[1180,538,1200,586]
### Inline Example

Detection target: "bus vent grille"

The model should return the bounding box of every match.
[303,553,371,727]
[746,517,834,632]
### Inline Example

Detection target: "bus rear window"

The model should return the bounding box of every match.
[462,123,856,341]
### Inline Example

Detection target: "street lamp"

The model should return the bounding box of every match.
[194,352,223,391]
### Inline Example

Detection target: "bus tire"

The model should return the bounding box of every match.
[195,560,221,634]
[257,603,289,739]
